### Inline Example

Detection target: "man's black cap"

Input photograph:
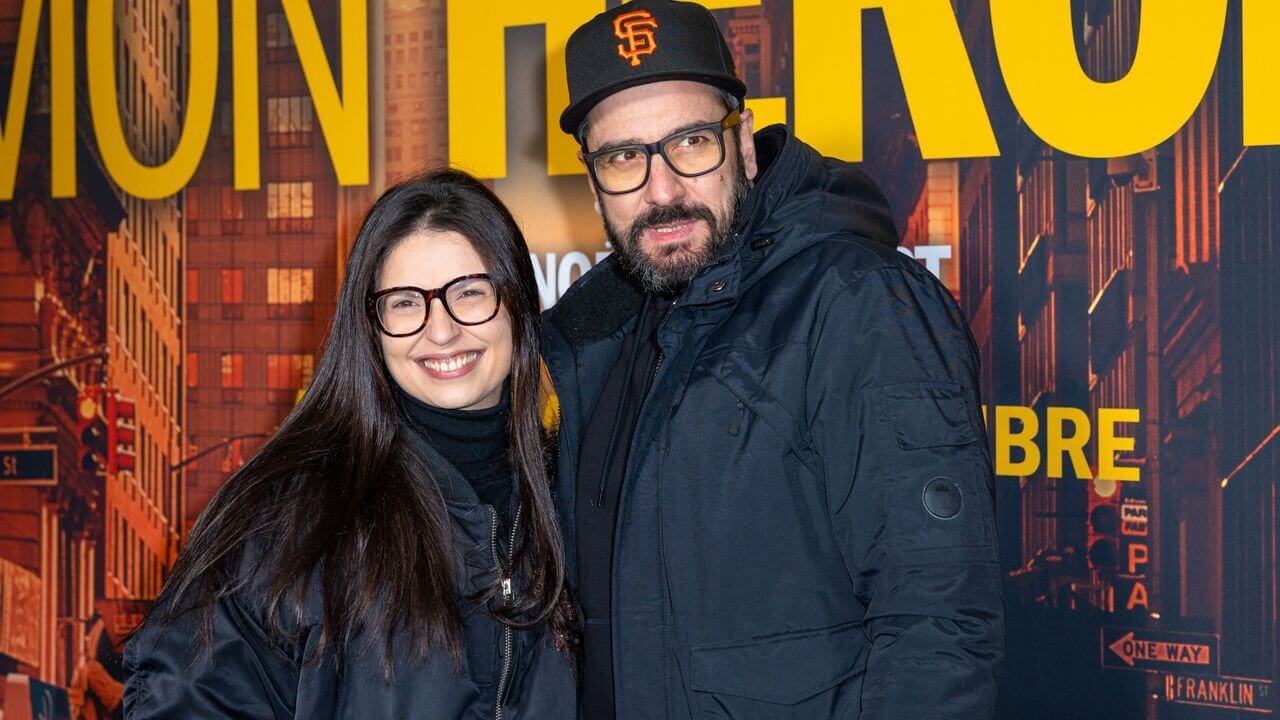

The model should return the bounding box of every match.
[560,0,747,139]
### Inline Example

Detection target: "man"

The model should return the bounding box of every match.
[542,2,1005,717]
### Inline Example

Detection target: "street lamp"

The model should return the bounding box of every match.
[168,433,272,474]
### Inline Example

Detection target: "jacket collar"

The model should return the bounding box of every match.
[676,124,813,310]
[398,413,482,507]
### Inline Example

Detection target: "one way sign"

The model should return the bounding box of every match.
[1101,627,1220,676]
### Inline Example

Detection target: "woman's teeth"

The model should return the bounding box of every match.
[422,352,480,372]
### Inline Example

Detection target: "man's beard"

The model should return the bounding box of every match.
[602,160,751,296]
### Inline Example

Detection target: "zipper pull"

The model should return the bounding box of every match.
[502,577,513,603]
[728,400,745,436]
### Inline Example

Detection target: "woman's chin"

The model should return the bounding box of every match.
[408,383,500,412]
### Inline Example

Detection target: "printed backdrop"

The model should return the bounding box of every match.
[0,1,1276,717]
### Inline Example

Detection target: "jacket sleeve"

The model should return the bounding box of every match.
[123,592,318,719]
[807,263,1005,719]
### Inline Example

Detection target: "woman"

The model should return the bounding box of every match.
[124,170,577,718]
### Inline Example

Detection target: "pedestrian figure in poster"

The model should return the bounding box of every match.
[69,613,123,720]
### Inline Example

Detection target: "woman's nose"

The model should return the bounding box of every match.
[422,297,461,345]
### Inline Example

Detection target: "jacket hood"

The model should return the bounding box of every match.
[738,124,896,251]
[726,125,896,294]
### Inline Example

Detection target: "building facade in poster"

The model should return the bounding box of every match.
[0,1,1276,717]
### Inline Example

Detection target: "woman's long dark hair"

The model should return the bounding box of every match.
[149,169,568,670]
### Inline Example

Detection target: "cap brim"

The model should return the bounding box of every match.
[559,71,748,139]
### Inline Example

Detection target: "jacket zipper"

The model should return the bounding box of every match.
[491,505,521,720]
[594,343,667,508]
[728,399,745,435]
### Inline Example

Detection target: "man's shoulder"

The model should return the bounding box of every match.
[771,233,964,328]
[779,231,926,289]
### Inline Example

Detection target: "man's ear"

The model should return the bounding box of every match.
[737,107,758,183]
[586,171,603,215]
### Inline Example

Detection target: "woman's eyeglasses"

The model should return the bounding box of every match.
[367,273,500,337]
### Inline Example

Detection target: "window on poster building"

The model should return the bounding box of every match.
[267,182,315,232]
[220,353,244,389]
[267,268,315,319]
[221,268,244,319]
[221,187,244,234]
[219,100,232,139]
[267,354,315,391]
[267,97,314,148]
[265,12,294,62]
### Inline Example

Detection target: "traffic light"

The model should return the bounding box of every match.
[1087,500,1121,571]
[107,393,137,474]
[76,387,108,472]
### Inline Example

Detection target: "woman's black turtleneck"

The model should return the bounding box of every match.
[399,387,513,528]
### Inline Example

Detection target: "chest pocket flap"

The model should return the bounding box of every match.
[710,347,822,478]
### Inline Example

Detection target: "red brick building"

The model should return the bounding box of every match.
[383,0,448,183]
[183,2,343,527]
[0,0,179,693]
[103,0,187,613]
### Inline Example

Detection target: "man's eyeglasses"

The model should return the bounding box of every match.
[367,274,500,337]
[581,109,741,195]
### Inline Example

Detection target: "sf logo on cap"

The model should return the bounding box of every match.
[614,9,659,67]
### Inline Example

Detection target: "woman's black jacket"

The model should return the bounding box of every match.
[122,431,576,719]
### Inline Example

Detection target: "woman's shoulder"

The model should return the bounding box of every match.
[147,531,324,645]
[127,535,324,677]
[123,565,324,719]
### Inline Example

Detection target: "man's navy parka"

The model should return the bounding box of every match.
[543,125,1005,719]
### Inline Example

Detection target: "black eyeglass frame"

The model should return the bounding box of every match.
[580,109,742,195]
[366,273,501,337]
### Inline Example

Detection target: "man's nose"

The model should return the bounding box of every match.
[643,153,687,207]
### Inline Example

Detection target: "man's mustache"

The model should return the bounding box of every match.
[626,203,717,245]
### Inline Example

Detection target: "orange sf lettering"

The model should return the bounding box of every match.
[615,10,659,67]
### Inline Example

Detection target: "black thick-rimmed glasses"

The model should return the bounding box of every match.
[581,109,742,195]
[367,273,500,337]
